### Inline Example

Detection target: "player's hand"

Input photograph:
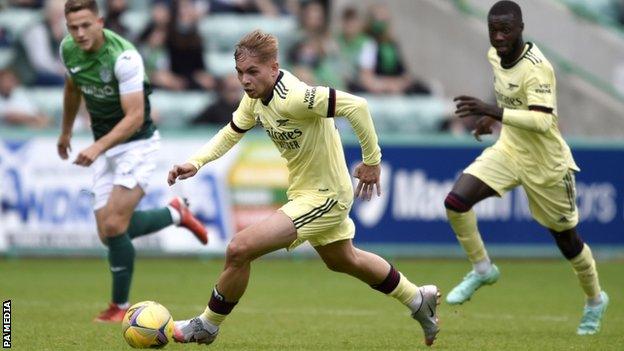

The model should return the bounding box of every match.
[168,163,198,185]
[353,162,381,201]
[454,95,503,120]
[73,143,103,167]
[57,133,72,160]
[472,116,498,142]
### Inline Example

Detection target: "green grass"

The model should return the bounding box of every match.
[1,258,622,350]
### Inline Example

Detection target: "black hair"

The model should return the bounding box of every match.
[488,1,522,21]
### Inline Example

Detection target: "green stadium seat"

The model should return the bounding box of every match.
[0,47,15,69]
[360,95,449,134]
[27,87,64,121]
[204,51,235,77]
[150,90,215,127]
[0,8,42,37]
[120,10,150,39]
[199,14,298,52]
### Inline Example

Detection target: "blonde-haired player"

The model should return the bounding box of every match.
[168,30,441,346]
[445,0,608,335]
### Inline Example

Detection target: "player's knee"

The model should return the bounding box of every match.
[444,192,472,213]
[101,215,130,237]
[550,228,584,260]
[225,239,251,267]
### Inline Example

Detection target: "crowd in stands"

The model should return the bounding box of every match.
[0,0,452,135]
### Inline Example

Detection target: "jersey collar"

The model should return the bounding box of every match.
[261,70,284,106]
[500,42,533,69]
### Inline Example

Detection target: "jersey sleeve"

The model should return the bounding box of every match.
[286,84,335,119]
[231,93,257,131]
[524,63,555,109]
[114,50,145,95]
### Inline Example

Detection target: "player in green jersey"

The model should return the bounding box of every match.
[444,1,608,335]
[168,30,441,347]
[57,0,208,323]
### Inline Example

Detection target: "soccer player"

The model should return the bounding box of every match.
[168,30,441,346]
[444,1,608,335]
[57,0,208,323]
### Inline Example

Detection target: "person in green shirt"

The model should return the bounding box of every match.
[57,0,208,323]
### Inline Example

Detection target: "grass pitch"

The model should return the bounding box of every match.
[1,257,622,350]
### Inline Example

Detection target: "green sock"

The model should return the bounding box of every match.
[127,208,174,239]
[107,234,135,304]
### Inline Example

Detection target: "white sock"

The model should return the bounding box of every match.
[116,302,130,309]
[167,205,181,225]
[407,288,423,312]
[198,315,219,333]
[473,258,492,275]
[586,294,603,307]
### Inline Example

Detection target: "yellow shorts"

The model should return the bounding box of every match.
[280,195,355,250]
[464,147,578,232]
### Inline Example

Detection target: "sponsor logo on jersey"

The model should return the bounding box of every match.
[303,87,317,109]
[494,89,523,107]
[535,83,552,94]
[507,83,519,90]
[276,119,289,127]
[69,66,81,74]
[265,127,303,150]
[100,67,113,83]
[80,85,116,98]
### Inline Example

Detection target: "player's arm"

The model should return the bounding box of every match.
[73,51,146,166]
[289,86,382,200]
[58,75,81,160]
[168,96,255,185]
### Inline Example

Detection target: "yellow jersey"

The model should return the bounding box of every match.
[488,42,579,186]
[231,70,380,203]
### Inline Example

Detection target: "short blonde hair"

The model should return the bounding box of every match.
[234,30,278,63]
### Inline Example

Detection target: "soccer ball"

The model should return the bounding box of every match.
[122,301,174,349]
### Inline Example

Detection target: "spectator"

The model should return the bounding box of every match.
[287,1,344,89]
[138,3,187,90]
[14,0,66,86]
[104,0,129,38]
[0,69,50,128]
[191,73,242,125]
[336,6,372,91]
[167,0,215,90]
[357,3,430,95]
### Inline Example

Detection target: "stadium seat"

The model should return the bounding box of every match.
[27,87,64,122]
[199,14,298,52]
[120,11,150,40]
[0,9,42,37]
[204,51,235,77]
[0,47,14,69]
[361,95,450,133]
[150,90,215,127]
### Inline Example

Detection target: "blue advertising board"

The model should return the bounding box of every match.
[344,144,624,246]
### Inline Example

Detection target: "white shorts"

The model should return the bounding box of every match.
[92,131,160,210]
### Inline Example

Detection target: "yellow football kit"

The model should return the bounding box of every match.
[464,42,580,231]
[188,70,381,247]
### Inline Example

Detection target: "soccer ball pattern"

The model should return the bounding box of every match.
[122,301,174,349]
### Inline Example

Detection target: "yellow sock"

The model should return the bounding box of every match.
[201,306,227,326]
[446,209,488,263]
[388,273,419,306]
[570,244,601,299]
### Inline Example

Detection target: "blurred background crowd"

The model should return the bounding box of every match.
[1,0,624,137]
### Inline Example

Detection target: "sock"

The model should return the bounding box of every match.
[569,244,602,303]
[447,209,489,264]
[201,287,237,326]
[116,302,130,309]
[107,234,135,305]
[473,258,493,275]
[371,266,420,308]
[127,208,174,239]
[168,206,181,225]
